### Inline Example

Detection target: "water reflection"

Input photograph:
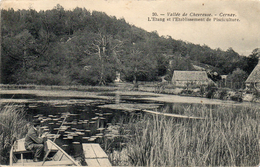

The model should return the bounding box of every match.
[20,99,128,164]
[3,90,257,164]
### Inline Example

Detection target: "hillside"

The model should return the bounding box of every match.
[1,5,256,85]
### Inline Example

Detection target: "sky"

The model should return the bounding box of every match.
[1,0,260,56]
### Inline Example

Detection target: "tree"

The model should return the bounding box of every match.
[227,68,248,89]
[123,45,157,84]
[243,48,260,74]
[1,6,247,85]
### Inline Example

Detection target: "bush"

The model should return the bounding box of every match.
[205,84,218,98]
[219,89,228,100]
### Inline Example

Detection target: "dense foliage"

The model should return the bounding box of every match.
[1,5,257,85]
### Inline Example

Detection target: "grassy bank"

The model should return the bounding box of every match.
[0,105,28,165]
[109,105,260,166]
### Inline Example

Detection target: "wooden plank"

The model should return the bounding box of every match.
[91,144,108,158]
[83,144,111,166]
[21,153,24,166]
[85,159,100,166]
[82,144,97,159]
[47,140,59,149]
[142,109,205,120]
[14,139,58,153]
[45,140,80,166]
[10,143,14,166]
[52,150,63,161]
[12,160,74,166]
[16,139,26,152]
[58,153,64,161]
[97,158,112,166]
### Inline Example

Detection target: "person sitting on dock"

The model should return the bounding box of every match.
[24,119,48,162]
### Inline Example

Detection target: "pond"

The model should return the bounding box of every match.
[24,102,123,158]
[1,92,163,161]
[2,90,258,164]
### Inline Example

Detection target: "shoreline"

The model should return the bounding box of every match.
[0,88,245,106]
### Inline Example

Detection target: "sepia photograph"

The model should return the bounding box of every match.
[0,0,260,166]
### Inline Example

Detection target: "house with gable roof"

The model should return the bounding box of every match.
[245,61,260,90]
[172,70,211,87]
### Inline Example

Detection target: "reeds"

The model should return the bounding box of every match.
[118,104,260,166]
[0,104,28,165]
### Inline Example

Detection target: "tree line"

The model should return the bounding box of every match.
[1,5,258,85]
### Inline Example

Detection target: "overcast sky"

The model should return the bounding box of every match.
[1,0,260,56]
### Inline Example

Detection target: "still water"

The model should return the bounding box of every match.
[1,91,254,161]
[24,102,120,158]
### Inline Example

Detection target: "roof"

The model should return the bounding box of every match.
[246,63,260,83]
[192,64,206,71]
[172,71,209,81]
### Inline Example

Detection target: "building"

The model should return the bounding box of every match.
[172,70,210,87]
[245,62,260,90]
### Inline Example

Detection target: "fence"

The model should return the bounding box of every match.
[216,80,245,90]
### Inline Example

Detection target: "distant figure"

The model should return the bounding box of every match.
[24,119,48,162]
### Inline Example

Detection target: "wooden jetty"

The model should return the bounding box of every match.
[10,138,80,166]
[83,143,111,166]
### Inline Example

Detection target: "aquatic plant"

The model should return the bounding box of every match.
[116,105,260,166]
[0,105,28,165]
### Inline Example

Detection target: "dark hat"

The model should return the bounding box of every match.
[32,119,41,126]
